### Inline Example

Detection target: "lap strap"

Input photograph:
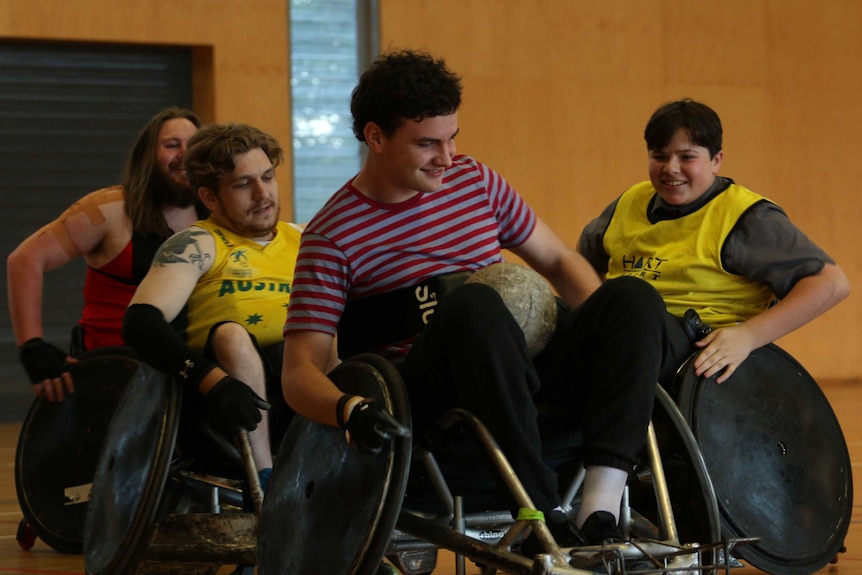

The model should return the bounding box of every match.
[338,271,473,358]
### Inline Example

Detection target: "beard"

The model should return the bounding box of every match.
[218,202,281,240]
[149,169,198,208]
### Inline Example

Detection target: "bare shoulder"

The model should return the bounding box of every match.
[71,186,127,221]
[44,185,130,263]
[153,226,215,271]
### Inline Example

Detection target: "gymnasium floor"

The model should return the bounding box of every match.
[0,379,859,575]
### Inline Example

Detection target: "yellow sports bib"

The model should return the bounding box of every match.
[604,182,775,327]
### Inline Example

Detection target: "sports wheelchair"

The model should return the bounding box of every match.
[52,342,849,575]
[15,347,141,553]
[81,357,264,575]
[257,354,721,574]
[258,348,851,575]
[671,344,852,575]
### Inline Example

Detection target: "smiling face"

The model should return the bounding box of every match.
[363,113,459,202]
[648,128,723,206]
[155,117,199,190]
[200,147,280,241]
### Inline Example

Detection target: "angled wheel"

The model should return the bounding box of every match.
[258,353,412,575]
[83,364,181,575]
[675,344,852,575]
[628,384,721,546]
[14,347,140,553]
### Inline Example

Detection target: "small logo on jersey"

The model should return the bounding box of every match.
[415,284,438,325]
[230,249,250,267]
[619,254,668,281]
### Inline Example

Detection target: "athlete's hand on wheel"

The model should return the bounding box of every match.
[19,338,77,401]
[204,375,271,434]
[344,399,410,454]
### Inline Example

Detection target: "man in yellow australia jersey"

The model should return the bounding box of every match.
[122,122,310,490]
[579,98,849,387]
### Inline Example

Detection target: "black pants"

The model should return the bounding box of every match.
[399,275,666,515]
[658,312,703,393]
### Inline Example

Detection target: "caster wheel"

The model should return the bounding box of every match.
[17,518,37,551]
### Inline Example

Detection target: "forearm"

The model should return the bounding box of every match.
[282,365,344,427]
[123,303,217,390]
[7,256,47,345]
[740,264,850,347]
[282,332,346,428]
[545,251,602,309]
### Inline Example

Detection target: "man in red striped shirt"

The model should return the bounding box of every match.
[282,50,666,551]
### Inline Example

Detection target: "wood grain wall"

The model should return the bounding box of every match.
[1,0,859,379]
[378,0,862,381]
[0,0,294,218]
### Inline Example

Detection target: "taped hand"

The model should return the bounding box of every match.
[204,375,271,435]
[341,396,410,454]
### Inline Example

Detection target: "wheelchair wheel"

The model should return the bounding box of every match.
[675,343,852,575]
[83,363,181,575]
[14,347,141,553]
[258,353,412,575]
[628,384,721,546]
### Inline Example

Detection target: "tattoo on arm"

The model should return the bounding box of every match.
[154,230,212,270]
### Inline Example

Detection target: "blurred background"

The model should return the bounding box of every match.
[1,0,858,420]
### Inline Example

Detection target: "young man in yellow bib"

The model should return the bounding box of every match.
[579,98,849,386]
[122,122,314,490]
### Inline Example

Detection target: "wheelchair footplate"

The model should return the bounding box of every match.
[391,397,753,575]
[566,537,760,575]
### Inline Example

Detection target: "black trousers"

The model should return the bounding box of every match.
[658,312,703,393]
[399,275,666,515]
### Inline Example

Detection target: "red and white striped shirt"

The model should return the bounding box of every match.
[285,155,536,357]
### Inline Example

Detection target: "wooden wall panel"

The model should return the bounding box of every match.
[379,0,862,380]
[0,0,294,219]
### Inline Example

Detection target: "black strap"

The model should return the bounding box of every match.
[681,308,712,343]
[337,271,473,358]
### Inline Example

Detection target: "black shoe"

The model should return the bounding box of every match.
[579,511,624,545]
[519,510,582,557]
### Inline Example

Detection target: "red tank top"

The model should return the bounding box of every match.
[78,232,164,350]
[79,240,136,349]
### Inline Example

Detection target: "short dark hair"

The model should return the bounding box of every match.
[184,123,283,194]
[350,49,462,142]
[644,98,723,158]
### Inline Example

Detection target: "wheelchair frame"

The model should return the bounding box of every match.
[80,348,849,575]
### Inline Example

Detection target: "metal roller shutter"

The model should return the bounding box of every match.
[0,40,191,421]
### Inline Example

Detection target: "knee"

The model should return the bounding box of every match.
[438,283,517,334]
[209,322,256,359]
[600,276,665,319]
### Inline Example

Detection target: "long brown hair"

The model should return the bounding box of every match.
[122,107,201,238]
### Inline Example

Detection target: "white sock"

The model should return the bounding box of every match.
[575,465,627,527]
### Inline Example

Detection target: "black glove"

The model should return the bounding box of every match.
[204,375,271,435]
[19,338,68,385]
[340,396,410,454]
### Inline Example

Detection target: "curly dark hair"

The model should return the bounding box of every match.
[644,98,723,158]
[183,123,283,194]
[351,49,462,142]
